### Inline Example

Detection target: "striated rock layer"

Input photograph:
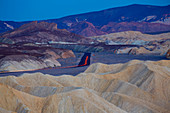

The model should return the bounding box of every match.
[0,21,94,44]
[0,48,75,72]
[0,60,170,113]
[89,31,170,55]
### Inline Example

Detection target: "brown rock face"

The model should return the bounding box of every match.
[0,21,93,44]
[0,60,169,113]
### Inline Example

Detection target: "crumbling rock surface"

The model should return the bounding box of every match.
[0,21,94,44]
[90,31,170,55]
[0,60,169,113]
[0,47,75,72]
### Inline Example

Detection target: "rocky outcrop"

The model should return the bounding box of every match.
[0,60,169,113]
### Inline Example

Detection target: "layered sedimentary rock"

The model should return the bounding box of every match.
[0,46,75,72]
[0,55,60,72]
[90,31,170,55]
[0,60,169,113]
[0,21,93,44]
[89,31,170,45]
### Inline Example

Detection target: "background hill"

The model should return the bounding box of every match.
[1,4,170,36]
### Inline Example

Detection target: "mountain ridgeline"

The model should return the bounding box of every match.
[0,4,170,36]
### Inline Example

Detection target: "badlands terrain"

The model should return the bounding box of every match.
[0,45,75,72]
[0,60,169,113]
[89,31,170,55]
[0,21,169,73]
[0,3,170,113]
[0,9,169,73]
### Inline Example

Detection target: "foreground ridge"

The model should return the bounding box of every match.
[0,60,169,113]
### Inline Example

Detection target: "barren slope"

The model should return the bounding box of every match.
[89,31,170,55]
[0,60,169,113]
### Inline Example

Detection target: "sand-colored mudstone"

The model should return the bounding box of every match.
[90,31,170,55]
[0,60,169,113]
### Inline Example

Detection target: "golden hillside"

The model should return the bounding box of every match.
[0,60,170,113]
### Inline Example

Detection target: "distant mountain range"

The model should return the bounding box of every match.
[0,4,170,36]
